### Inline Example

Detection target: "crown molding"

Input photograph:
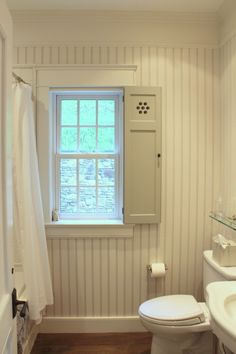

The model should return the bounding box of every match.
[11,10,219,25]
[218,0,236,45]
[218,0,236,22]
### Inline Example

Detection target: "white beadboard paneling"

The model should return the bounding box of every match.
[140,47,150,86]
[68,240,77,316]
[26,47,35,64]
[51,47,60,64]
[140,225,149,303]
[157,48,167,289]
[132,225,142,314]
[187,48,198,296]
[133,47,142,86]
[15,42,219,318]
[172,48,182,295]
[84,239,93,316]
[211,48,221,240]
[108,238,117,316]
[77,239,86,316]
[149,47,157,86]
[100,239,109,316]
[195,48,206,298]
[124,47,133,65]
[60,240,70,316]
[147,225,158,298]
[164,47,175,295]
[124,237,133,314]
[217,34,236,243]
[203,49,214,251]
[117,239,125,315]
[92,239,101,316]
[179,48,190,294]
[35,47,43,64]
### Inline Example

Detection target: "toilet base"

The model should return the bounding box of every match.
[150,331,213,354]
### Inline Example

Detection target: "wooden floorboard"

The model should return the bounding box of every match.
[31,333,152,354]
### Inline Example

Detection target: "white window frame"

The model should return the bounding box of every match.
[53,89,123,221]
[13,65,137,237]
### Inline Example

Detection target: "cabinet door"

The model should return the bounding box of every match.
[124,87,161,224]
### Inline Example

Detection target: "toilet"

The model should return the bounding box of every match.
[139,250,236,354]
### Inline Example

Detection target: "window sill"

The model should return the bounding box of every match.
[45,220,134,239]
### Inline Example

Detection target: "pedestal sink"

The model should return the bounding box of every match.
[206,281,236,353]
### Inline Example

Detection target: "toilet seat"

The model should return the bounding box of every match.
[139,295,206,327]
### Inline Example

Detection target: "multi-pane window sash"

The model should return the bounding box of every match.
[55,93,122,220]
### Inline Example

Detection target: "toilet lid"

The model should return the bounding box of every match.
[139,295,205,326]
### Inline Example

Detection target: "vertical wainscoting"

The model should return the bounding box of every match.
[220,35,236,222]
[46,225,161,318]
[14,44,220,319]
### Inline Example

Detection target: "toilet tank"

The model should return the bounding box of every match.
[203,250,236,298]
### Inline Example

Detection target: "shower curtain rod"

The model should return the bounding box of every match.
[12,72,30,85]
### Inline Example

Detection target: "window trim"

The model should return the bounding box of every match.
[45,221,134,239]
[52,89,124,221]
[26,64,137,234]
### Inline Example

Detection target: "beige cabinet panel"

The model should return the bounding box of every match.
[124,87,161,224]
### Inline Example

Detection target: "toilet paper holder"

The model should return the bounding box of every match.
[147,264,168,272]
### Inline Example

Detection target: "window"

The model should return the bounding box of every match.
[53,90,123,221]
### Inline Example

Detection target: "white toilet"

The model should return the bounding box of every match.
[139,250,236,354]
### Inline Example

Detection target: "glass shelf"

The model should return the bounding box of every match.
[209,212,236,231]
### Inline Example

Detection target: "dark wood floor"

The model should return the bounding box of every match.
[31,333,152,354]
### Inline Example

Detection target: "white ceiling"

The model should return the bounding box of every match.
[6,0,225,12]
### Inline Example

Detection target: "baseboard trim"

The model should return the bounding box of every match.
[40,316,146,333]
[23,324,39,354]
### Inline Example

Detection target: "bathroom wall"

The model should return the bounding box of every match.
[220,35,236,221]
[218,1,236,239]
[12,11,220,327]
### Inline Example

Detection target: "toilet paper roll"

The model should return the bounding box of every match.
[150,263,166,278]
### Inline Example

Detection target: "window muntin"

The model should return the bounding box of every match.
[55,91,122,220]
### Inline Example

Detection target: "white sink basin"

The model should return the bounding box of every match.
[206,281,236,353]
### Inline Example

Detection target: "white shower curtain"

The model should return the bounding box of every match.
[12,82,53,323]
